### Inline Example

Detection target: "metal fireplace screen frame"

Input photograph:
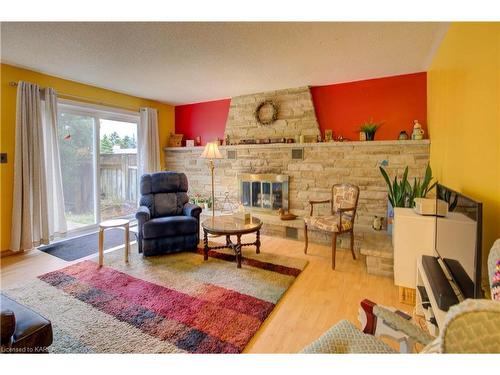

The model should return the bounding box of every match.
[238,173,289,212]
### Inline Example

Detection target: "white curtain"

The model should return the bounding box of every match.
[43,88,67,237]
[138,107,160,176]
[10,81,67,252]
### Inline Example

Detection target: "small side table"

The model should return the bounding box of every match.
[98,219,130,266]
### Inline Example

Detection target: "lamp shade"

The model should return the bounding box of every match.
[200,142,223,159]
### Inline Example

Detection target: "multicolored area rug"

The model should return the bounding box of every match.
[4,246,307,353]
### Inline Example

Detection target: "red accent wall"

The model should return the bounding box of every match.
[310,72,427,140]
[174,72,427,143]
[175,99,231,146]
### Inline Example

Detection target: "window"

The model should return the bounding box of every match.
[57,101,139,231]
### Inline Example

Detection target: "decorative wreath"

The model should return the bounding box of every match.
[255,100,279,125]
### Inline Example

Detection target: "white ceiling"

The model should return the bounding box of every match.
[0,22,447,105]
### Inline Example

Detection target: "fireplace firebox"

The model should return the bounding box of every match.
[238,174,289,212]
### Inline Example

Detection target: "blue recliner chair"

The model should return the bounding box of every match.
[136,172,202,256]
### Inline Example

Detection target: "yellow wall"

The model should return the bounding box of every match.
[0,63,174,251]
[428,22,500,283]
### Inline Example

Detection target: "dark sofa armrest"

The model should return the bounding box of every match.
[183,202,202,218]
[136,206,151,224]
[1,308,16,345]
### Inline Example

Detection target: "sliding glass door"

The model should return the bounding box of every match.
[99,119,138,221]
[58,111,97,230]
[57,102,139,232]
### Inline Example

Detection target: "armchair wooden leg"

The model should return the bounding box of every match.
[331,232,337,270]
[350,230,356,260]
[304,223,309,254]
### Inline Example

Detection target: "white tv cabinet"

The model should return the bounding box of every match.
[393,208,435,289]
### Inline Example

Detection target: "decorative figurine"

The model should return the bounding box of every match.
[278,208,298,221]
[372,216,384,231]
[325,129,333,142]
[411,120,425,140]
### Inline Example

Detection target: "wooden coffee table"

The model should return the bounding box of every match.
[201,215,262,268]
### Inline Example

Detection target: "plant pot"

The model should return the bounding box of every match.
[365,132,375,141]
[387,200,394,235]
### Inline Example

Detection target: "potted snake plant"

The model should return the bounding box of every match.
[406,164,437,208]
[379,164,436,234]
[379,166,409,234]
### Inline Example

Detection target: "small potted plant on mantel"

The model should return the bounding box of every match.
[359,120,383,141]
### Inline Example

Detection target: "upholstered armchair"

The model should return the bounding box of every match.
[136,172,202,256]
[301,239,500,354]
[304,183,360,270]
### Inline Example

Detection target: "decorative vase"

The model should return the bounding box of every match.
[411,120,424,140]
[387,200,394,235]
[365,132,375,141]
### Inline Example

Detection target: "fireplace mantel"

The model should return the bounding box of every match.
[164,139,430,152]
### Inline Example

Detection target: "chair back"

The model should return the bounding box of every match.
[139,172,189,218]
[331,184,360,219]
[436,299,500,353]
[422,240,500,353]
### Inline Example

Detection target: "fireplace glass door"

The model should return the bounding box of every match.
[262,182,272,209]
[241,182,251,207]
[239,174,289,212]
[251,181,261,207]
[272,183,283,209]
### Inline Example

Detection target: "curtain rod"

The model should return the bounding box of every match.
[8,81,142,113]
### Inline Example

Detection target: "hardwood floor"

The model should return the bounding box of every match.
[0,233,412,353]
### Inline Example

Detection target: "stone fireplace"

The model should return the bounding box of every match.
[164,140,430,227]
[224,86,321,144]
[239,173,289,212]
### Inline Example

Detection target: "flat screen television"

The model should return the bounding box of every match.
[435,184,483,299]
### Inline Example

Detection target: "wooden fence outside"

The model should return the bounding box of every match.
[100,153,138,204]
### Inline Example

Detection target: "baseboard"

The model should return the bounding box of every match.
[0,249,16,258]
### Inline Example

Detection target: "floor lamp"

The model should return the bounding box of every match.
[200,142,223,221]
